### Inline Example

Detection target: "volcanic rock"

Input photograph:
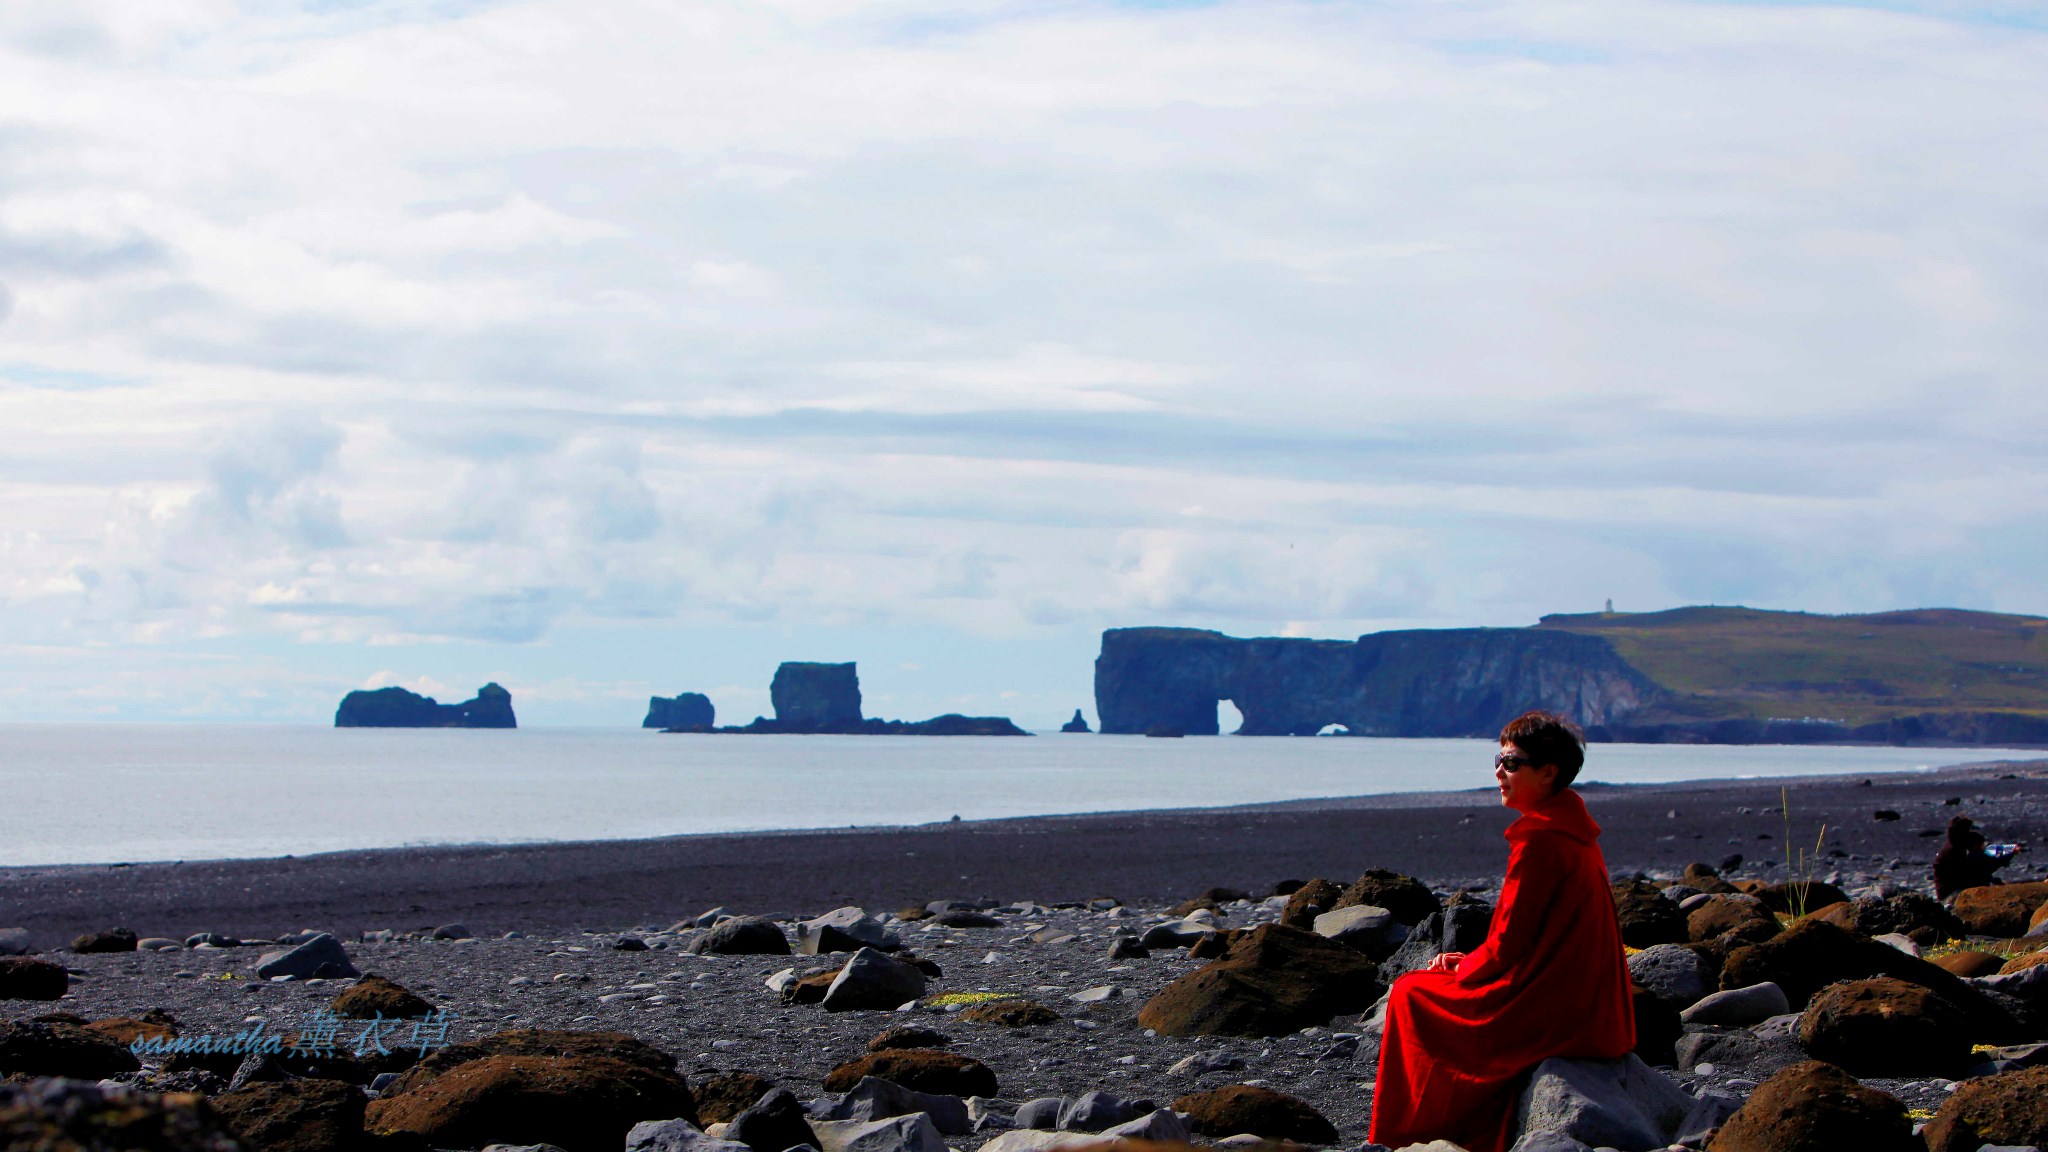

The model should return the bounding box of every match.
[821,948,926,1012]
[815,1076,971,1135]
[1628,944,1713,1008]
[771,662,864,730]
[727,1087,818,1152]
[1796,975,1974,1076]
[1704,1059,1917,1152]
[1806,892,1963,945]
[960,1001,1060,1027]
[1720,919,1982,1011]
[822,1050,998,1098]
[0,1079,240,1152]
[211,1078,368,1152]
[1680,982,1790,1027]
[1611,882,1688,949]
[1512,1054,1696,1152]
[366,1053,697,1152]
[1920,1065,2048,1152]
[1060,710,1091,733]
[1171,1084,1338,1144]
[1334,869,1441,925]
[799,909,900,955]
[0,928,31,956]
[333,974,435,1020]
[646,693,715,730]
[1955,882,2048,937]
[689,918,790,956]
[381,1029,684,1100]
[1137,923,1383,1037]
[1686,895,1780,946]
[0,957,68,1001]
[1280,879,1342,929]
[0,1020,143,1078]
[866,1026,949,1053]
[1631,984,1683,1066]
[1312,905,1407,959]
[70,927,137,954]
[254,933,359,980]
[693,1072,776,1124]
[1933,950,2008,978]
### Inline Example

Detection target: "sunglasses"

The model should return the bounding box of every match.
[1493,752,1536,773]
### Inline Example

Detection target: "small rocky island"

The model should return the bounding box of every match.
[334,682,517,728]
[643,692,714,731]
[666,662,1028,736]
[1061,709,1091,733]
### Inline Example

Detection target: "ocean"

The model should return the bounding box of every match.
[0,725,2032,867]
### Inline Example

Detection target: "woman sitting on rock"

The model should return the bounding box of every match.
[1369,710,1635,1152]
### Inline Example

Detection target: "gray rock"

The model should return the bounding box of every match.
[1313,905,1409,958]
[1661,885,1703,903]
[1628,945,1713,1008]
[0,929,32,956]
[821,947,926,1012]
[820,1076,971,1135]
[800,908,901,955]
[1973,964,2048,1003]
[1671,1091,1742,1148]
[1167,1050,1245,1075]
[1678,982,1789,1027]
[183,932,240,948]
[1013,1097,1065,1130]
[252,933,359,980]
[626,1118,753,1152]
[728,1087,821,1152]
[1677,893,1713,911]
[1056,1090,1144,1132]
[817,1112,948,1152]
[967,1097,1014,1134]
[1442,901,1494,952]
[136,938,182,952]
[1105,936,1149,961]
[1137,920,1216,949]
[694,917,792,956]
[1674,1028,1763,1073]
[431,923,472,941]
[1100,1109,1191,1143]
[1506,1135,1596,1152]
[971,1133,1095,1152]
[1510,1054,1695,1152]
[1068,986,1120,1003]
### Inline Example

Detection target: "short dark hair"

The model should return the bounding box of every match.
[1500,710,1586,788]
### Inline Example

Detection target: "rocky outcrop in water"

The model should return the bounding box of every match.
[1094,627,1658,737]
[1061,710,1091,734]
[334,683,516,728]
[644,693,715,731]
[709,662,1028,736]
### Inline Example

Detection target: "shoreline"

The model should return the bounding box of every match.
[4,758,2045,943]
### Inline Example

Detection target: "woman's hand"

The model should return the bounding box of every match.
[1426,951,1466,974]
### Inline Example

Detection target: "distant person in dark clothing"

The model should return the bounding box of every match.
[1934,816,2014,899]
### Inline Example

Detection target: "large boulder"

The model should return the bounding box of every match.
[211,1078,368,1152]
[726,1087,818,1152]
[1628,944,1713,1009]
[70,927,137,954]
[1136,923,1382,1037]
[625,1118,752,1152]
[1721,919,1982,1011]
[253,933,359,981]
[821,1049,997,1098]
[1705,1060,1916,1152]
[1280,879,1343,928]
[1680,982,1790,1027]
[689,918,791,956]
[1611,882,1688,949]
[1920,1065,2048,1152]
[1334,869,1441,925]
[366,1053,697,1152]
[798,909,900,955]
[332,974,434,1020]
[0,1020,143,1079]
[1170,1084,1338,1144]
[1806,892,1962,946]
[808,1112,947,1152]
[1378,902,1495,982]
[0,1079,241,1152]
[1311,905,1408,959]
[693,1072,776,1124]
[1686,895,1779,946]
[1511,1054,1696,1152]
[815,1075,971,1135]
[0,956,69,1001]
[380,1028,684,1100]
[1795,976,1974,1077]
[820,948,926,1012]
[1954,881,2048,937]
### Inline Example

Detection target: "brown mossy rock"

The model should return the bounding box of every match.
[1188,929,1247,960]
[959,1000,1061,1027]
[1612,880,1689,949]
[1705,1059,1917,1152]
[821,1049,997,1096]
[333,975,436,1020]
[693,1071,777,1124]
[368,1053,695,1152]
[0,1079,242,1152]
[783,967,841,1005]
[381,1028,683,1100]
[1171,1084,1338,1144]
[1920,1065,2048,1152]
[1683,863,1740,894]
[896,906,934,922]
[1930,950,2006,978]
[867,1025,950,1052]
[212,1078,369,1152]
[1280,879,1342,928]
[1722,920,1983,1012]
[1752,880,1850,916]
[69,928,138,954]
[1953,881,2048,937]
[1137,923,1383,1038]
[1169,887,1250,918]
[0,1020,143,1079]
[1687,895,1781,945]
[1796,976,1974,1077]
[1334,869,1440,925]
[1805,892,1962,946]
[85,1015,178,1046]
[2033,898,2048,933]
[1632,983,1682,1067]
[0,957,69,1001]
[2000,949,2048,975]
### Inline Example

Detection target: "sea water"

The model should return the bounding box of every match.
[0,725,2034,867]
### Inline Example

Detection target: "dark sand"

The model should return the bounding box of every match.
[5,758,2046,942]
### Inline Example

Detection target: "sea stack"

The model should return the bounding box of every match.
[644,692,715,730]
[335,682,517,728]
[1062,709,1092,733]
[770,662,863,730]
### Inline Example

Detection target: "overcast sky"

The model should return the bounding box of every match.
[1,0,2044,726]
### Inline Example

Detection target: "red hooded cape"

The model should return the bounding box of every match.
[1368,786,1635,1152]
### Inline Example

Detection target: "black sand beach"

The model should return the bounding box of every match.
[7,757,2045,941]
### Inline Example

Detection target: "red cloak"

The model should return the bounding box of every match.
[1368,787,1635,1152]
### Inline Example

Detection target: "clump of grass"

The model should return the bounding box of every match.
[925,991,1016,1007]
[1780,785,1830,919]
[1924,938,2033,962]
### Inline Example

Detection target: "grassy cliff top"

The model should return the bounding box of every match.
[1537,606,2048,723]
